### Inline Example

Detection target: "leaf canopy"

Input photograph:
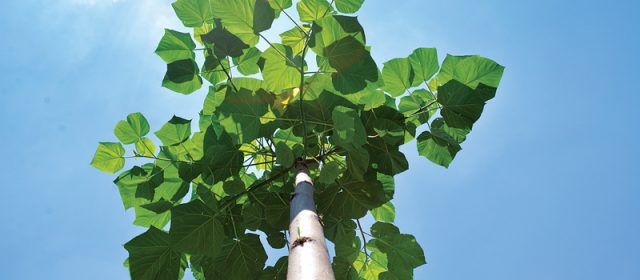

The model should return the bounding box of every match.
[92,0,504,279]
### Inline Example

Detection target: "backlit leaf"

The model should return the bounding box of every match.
[91,142,125,174]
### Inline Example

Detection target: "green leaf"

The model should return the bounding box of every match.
[331,106,367,150]
[170,200,226,256]
[416,118,468,168]
[200,143,244,183]
[320,171,386,219]
[259,256,288,280]
[203,86,226,115]
[91,142,125,174]
[297,0,333,23]
[310,15,365,55]
[275,142,294,167]
[133,201,173,228]
[266,231,287,249]
[371,201,395,223]
[115,112,150,144]
[201,26,250,58]
[324,36,378,94]
[155,29,196,63]
[437,80,496,129]
[114,164,161,209]
[201,52,229,85]
[261,43,301,91]
[438,54,505,89]
[171,0,213,27]
[234,47,262,75]
[124,227,183,280]
[370,222,426,276]
[203,233,268,280]
[268,0,293,11]
[162,59,203,95]
[280,26,308,55]
[345,147,369,181]
[155,116,191,146]
[382,57,414,97]
[135,138,157,157]
[215,88,277,144]
[211,0,275,46]
[319,161,341,185]
[367,137,408,176]
[409,47,439,85]
[335,0,364,13]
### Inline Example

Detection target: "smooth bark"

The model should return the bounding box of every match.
[287,164,335,280]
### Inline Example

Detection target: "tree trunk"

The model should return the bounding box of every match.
[287,163,335,280]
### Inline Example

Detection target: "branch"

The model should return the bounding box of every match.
[215,54,238,92]
[357,219,369,264]
[259,34,300,67]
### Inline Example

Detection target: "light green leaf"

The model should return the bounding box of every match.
[233,47,262,75]
[162,59,203,95]
[409,47,439,85]
[280,26,308,55]
[438,80,496,129]
[155,29,196,63]
[135,138,157,157]
[114,164,160,209]
[335,0,364,13]
[382,57,414,97]
[261,43,301,91]
[268,0,293,11]
[170,200,226,256]
[124,227,183,280]
[172,0,213,27]
[297,0,333,23]
[155,116,191,146]
[203,86,226,115]
[201,52,229,85]
[114,112,150,144]
[91,142,125,174]
[438,54,505,89]
[371,201,395,223]
[211,0,275,46]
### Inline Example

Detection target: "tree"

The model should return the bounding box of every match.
[91,0,504,279]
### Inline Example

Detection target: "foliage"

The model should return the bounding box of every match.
[92,0,504,279]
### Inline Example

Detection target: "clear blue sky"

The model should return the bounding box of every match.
[1,0,639,279]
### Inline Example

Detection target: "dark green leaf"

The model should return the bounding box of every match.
[170,200,226,256]
[124,227,183,280]
[324,36,378,94]
[438,80,496,129]
[162,59,203,95]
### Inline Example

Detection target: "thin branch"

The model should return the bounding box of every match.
[356,219,369,263]
[259,33,300,67]
[215,54,239,92]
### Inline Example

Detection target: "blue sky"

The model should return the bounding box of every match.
[1,0,639,279]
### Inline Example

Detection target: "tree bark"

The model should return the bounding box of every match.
[287,163,335,280]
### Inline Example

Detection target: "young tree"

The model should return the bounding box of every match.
[91,0,504,279]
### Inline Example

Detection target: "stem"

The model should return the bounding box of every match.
[215,54,238,92]
[259,33,299,67]
[356,219,369,263]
